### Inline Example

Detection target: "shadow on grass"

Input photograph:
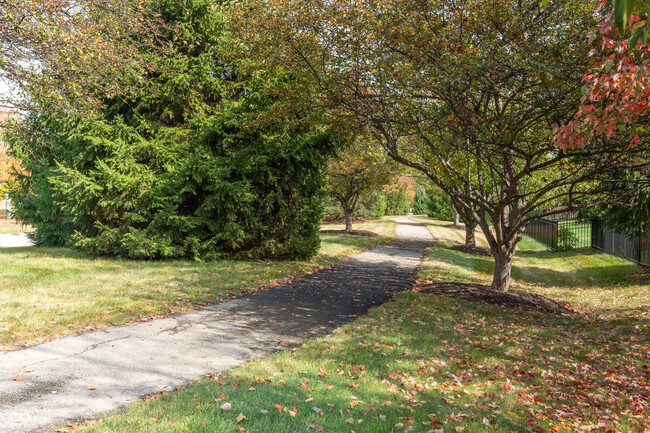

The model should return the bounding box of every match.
[430,247,644,290]
[81,292,650,433]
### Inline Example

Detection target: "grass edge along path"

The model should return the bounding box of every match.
[72,219,649,433]
[0,220,395,351]
[74,294,649,433]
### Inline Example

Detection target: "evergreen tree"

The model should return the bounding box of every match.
[385,186,410,216]
[428,195,454,222]
[412,187,431,215]
[8,0,332,260]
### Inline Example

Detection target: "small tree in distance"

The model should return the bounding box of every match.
[412,187,431,215]
[327,138,397,232]
[0,110,22,195]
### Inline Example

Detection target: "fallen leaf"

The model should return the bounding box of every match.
[306,421,324,430]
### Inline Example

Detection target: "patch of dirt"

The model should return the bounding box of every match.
[449,245,493,257]
[320,229,382,237]
[418,282,575,316]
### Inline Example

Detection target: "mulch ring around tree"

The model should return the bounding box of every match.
[417,282,576,316]
[449,245,493,257]
[320,229,382,237]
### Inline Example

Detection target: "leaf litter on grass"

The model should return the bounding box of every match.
[77,291,649,433]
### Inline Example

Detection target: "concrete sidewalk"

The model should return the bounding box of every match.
[0,218,433,433]
[0,233,33,248]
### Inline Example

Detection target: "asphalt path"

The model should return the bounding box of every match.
[0,217,433,433]
[0,233,33,248]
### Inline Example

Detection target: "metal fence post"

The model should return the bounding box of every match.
[638,229,643,265]
[591,218,600,250]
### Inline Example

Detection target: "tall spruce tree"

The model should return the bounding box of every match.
[8,0,332,260]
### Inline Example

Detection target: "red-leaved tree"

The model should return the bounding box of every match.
[555,0,650,149]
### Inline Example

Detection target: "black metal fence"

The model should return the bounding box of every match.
[524,215,650,266]
[524,218,558,250]
[524,215,592,252]
[591,219,650,266]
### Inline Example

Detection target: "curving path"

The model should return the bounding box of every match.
[0,218,433,433]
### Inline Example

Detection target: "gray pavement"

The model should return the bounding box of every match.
[0,233,33,248]
[0,218,433,433]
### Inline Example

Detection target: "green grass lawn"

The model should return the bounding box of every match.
[71,218,649,433]
[0,224,395,351]
[0,219,32,234]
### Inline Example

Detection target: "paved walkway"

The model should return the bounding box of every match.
[0,233,33,248]
[0,218,433,433]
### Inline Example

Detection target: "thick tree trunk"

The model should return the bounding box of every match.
[465,220,477,248]
[452,205,460,226]
[491,249,514,291]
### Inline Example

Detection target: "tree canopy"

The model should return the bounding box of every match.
[555,0,650,150]
[327,137,397,232]
[0,0,169,113]
[235,0,650,291]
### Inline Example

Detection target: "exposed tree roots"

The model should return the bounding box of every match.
[418,282,575,316]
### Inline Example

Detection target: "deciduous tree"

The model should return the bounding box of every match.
[0,0,169,113]
[327,137,397,232]
[555,0,650,150]
[0,110,21,194]
[236,0,650,291]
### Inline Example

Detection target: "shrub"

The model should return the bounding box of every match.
[428,194,454,221]
[557,225,579,251]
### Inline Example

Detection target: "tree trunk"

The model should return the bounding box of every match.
[491,249,514,291]
[344,210,353,233]
[452,205,460,226]
[465,220,477,248]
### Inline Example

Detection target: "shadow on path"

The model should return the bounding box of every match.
[0,222,434,433]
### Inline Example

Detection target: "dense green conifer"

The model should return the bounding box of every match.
[8,0,331,260]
